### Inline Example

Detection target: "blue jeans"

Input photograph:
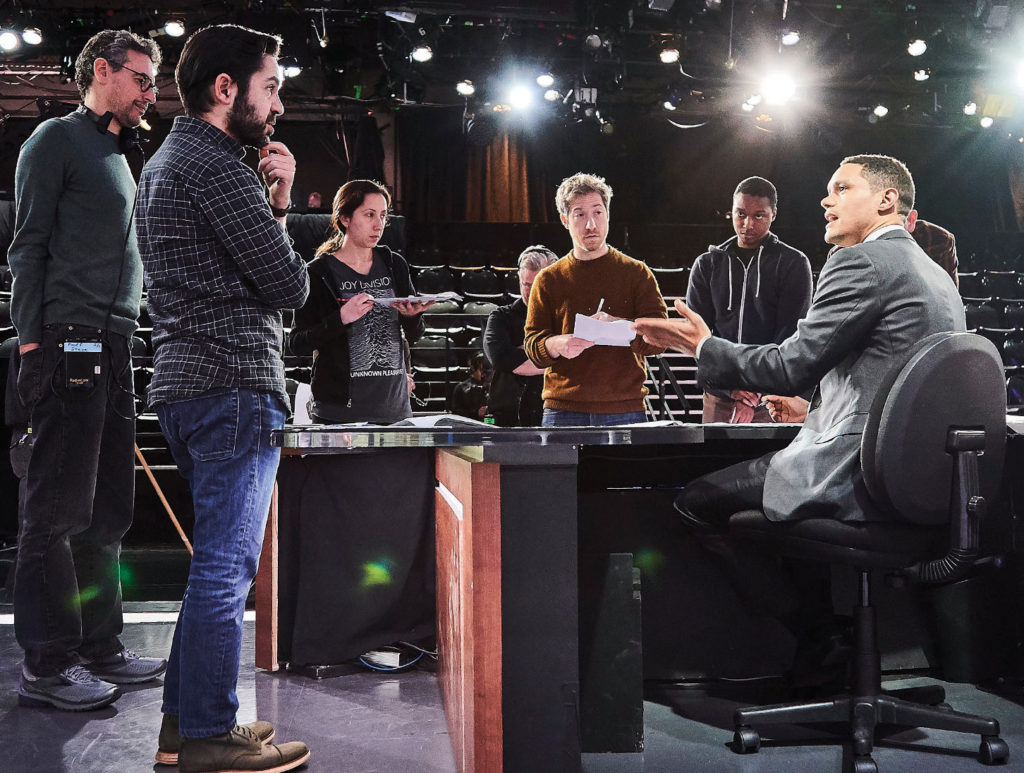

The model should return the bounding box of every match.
[541,408,648,427]
[157,389,284,738]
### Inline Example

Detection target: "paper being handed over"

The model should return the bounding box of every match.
[573,313,636,347]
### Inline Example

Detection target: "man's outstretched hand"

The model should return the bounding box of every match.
[633,299,711,356]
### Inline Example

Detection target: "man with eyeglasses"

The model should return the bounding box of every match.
[686,176,812,423]
[7,29,167,712]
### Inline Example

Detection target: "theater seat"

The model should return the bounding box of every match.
[726,332,1008,772]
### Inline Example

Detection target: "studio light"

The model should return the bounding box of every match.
[741,101,755,112]
[21,28,42,46]
[544,89,560,102]
[761,73,795,105]
[411,45,433,63]
[536,72,554,88]
[873,104,889,118]
[781,30,800,46]
[914,68,930,81]
[907,39,927,57]
[585,33,603,50]
[164,19,186,38]
[663,99,677,111]
[0,30,20,52]
[963,101,978,115]
[980,116,994,128]
[456,80,475,97]
[283,64,302,78]
[508,85,532,110]
[660,47,680,64]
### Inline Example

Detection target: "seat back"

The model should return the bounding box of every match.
[861,332,1006,525]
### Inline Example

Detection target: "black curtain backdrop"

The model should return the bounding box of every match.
[394,105,1021,257]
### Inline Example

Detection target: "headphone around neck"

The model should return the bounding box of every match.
[78,105,143,156]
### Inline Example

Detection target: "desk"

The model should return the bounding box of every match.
[256,423,801,772]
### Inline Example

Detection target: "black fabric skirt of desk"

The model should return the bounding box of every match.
[276,450,436,666]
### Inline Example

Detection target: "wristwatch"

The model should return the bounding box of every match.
[269,201,292,218]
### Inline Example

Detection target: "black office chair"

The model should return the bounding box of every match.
[726,331,1009,772]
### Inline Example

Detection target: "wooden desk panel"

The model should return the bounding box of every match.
[435,450,502,773]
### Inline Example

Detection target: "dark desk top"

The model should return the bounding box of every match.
[272,420,800,454]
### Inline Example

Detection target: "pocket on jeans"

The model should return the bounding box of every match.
[187,391,241,462]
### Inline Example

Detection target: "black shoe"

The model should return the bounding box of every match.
[84,647,167,684]
[18,663,120,711]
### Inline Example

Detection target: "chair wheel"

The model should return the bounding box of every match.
[979,736,1009,765]
[853,755,878,773]
[732,726,760,754]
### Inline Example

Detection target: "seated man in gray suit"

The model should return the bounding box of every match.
[635,154,966,684]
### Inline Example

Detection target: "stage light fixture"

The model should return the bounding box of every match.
[411,45,433,63]
[21,28,42,46]
[914,68,930,81]
[164,19,186,38]
[0,31,20,52]
[585,33,603,50]
[508,85,532,110]
[741,101,754,112]
[781,30,800,46]
[761,73,795,105]
[873,104,889,118]
[536,72,554,88]
[456,80,475,96]
[907,39,927,56]
[660,47,680,64]
[544,89,560,102]
[980,116,994,128]
[963,101,978,115]
[663,99,677,111]
[283,64,302,78]
[599,118,615,135]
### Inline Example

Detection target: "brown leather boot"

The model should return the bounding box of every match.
[179,725,308,773]
[156,714,276,765]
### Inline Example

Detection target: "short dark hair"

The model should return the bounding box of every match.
[841,154,915,216]
[733,176,777,210]
[176,24,282,116]
[470,352,490,372]
[75,29,162,99]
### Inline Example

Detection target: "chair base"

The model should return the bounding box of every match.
[733,693,1008,769]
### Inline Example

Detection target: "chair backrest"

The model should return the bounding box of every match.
[861,332,1006,525]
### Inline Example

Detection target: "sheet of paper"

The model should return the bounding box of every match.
[573,313,636,347]
[371,291,462,305]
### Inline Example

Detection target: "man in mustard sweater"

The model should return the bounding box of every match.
[524,173,667,425]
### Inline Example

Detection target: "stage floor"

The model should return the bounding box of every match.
[1,605,1021,773]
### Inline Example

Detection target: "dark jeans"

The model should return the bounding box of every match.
[541,408,648,427]
[157,389,284,737]
[14,325,135,675]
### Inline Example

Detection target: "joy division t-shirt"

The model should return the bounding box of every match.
[310,254,411,424]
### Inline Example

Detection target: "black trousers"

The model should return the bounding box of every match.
[678,452,837,649]
[14,325,136,675]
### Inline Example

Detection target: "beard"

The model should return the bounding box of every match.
[227,94,273,148]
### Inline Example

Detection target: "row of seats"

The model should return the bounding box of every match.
[958,270,1024,300]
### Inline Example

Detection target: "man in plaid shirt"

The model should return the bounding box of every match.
[135,24,309,773]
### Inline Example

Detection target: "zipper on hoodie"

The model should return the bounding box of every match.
[733,244,764,344]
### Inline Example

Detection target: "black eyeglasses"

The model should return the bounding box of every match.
[118,64,158,97]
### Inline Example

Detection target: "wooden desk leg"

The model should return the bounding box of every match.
[254,482,279,671]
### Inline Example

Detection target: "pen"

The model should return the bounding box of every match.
[595,298,604,314]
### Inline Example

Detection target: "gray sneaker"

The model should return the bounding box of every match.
[156,713,276,766]
[84,647,167,684]
[179,725,310,773]
[18,663,120,711]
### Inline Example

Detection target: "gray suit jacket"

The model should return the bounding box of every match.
[698,229,966,522]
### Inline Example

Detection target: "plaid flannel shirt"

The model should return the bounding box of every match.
[136,116,309,409]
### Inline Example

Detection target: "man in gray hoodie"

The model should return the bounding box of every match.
[686,176,812,422]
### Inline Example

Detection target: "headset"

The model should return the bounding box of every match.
[77,105,144,155]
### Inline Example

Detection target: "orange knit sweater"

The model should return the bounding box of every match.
[524,246,668,413]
